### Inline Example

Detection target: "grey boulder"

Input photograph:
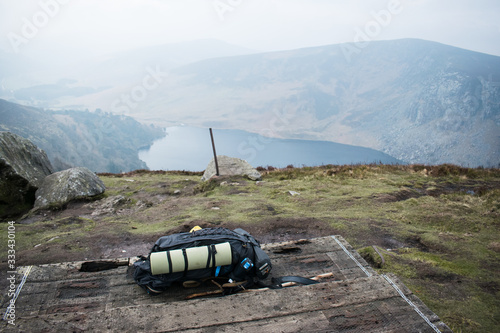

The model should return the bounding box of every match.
[0,132,54,218]
[34,167,105,210]
[201,155,261,181]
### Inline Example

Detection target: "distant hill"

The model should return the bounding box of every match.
[0,39,256,107]
[2,39,499,167]
[0,99,165,172]
[135,39,500,167]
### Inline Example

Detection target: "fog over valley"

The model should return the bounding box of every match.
[1,1,499,170]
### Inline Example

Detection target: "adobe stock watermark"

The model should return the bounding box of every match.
[75,66,167,170]
[212,0,244,21]
[236,107,294,164]
[111,66,168,115]
[341,0,404,63]
[7,0,70,53]
[4,221,17,325]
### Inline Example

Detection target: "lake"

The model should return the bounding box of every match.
[138,126,401,171]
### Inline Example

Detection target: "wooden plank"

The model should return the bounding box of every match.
[4,276,445,332]
[1,236,451,332]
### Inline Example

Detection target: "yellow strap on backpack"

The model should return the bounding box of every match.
[190,226,202,233]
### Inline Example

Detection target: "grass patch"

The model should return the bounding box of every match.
[3,165,499,332]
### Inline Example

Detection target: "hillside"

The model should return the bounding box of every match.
[136,39,500,167]
[2,39,499,167]
[2,164,499,332]
[0,99,165,172]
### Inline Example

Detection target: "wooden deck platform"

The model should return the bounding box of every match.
[1,236,452,332]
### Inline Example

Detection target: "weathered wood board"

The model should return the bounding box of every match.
[1,236,452,332]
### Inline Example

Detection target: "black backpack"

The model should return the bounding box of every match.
[133,227,273,295]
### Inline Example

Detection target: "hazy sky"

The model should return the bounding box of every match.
[1,0,499,61]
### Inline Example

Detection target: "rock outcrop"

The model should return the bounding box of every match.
[34,167,106,210]
[201,155,261,181]
[0,132,53,218]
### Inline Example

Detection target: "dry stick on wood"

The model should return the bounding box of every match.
[185,272,334,300]
[185,280,225,300]
[185,289,224,300]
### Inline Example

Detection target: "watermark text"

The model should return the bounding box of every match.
[341,0,403,63]
[212,0,244,21]
[7,0,70,53]
[111,66,167,115]
[4,221,17,325]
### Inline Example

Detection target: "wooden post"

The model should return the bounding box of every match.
[209,128,219,176]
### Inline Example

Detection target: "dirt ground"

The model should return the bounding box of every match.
[5,170,499,267]
[0,195,341,292]
[12,209,341,266]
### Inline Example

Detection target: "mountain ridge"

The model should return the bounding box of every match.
[1,38,498,167]
[134,38,500,167]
